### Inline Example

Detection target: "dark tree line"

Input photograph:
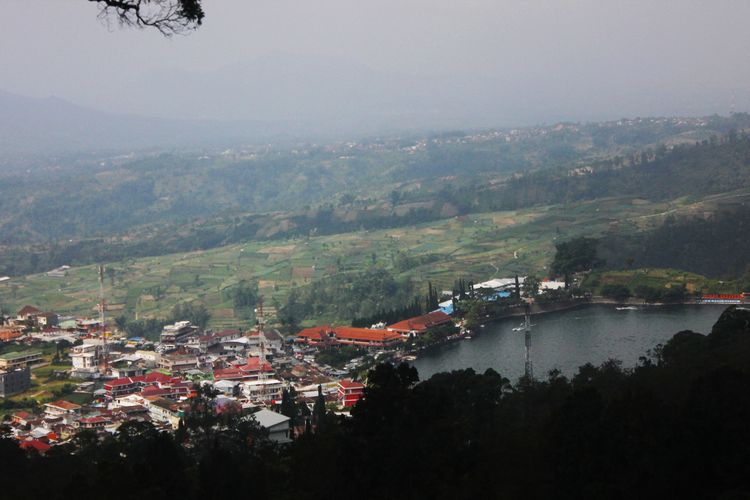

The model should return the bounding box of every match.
[599,205,750,279]
[551,236,604,276]
[277,268,414,332]
[351,281,440,327]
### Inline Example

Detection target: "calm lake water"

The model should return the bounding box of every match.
[412,304,728,382]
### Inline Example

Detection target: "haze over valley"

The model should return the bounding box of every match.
[2,3,750,498]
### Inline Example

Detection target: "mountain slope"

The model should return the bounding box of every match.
[0,90,273,156]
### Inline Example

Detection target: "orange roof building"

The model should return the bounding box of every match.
[387,311,453,336]
[0,328,24,342]
[44,400,82,416]
[331,327,402,347]
[295,326,335,345]
[296,326,402,348]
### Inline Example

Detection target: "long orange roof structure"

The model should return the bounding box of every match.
[387,311,452,333]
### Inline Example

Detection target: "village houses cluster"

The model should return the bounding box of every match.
[0,273,572,454]
[0,294,474,453]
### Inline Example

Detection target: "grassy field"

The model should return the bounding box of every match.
[584,268,742,295]
[0,192,739,330]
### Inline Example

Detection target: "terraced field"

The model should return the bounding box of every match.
[0,193,733,329]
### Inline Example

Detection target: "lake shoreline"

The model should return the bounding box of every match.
[485,296,729,323]
[411,302,728,381]
[403,299,731,365]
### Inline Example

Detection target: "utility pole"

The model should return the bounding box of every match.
[524,303,533,380]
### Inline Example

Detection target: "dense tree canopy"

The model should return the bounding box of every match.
[551,236,603,276]
[599,206,750,279]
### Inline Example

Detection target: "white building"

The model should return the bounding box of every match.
[473,277,525,291]
[242,379,284,403]
[214,379,241,395]
[220,336,252,353]
[144,397,184,428]
[160,321,198,345]
[69,341,105,378]
[252,409,291,443]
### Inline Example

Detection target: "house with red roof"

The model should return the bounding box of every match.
[104,377,140,397]
[135,372,180,386]
[140,381,191,399]
[19,439,51,455]
[104,372,187,398]
[213,356,274,381]
[75,416,111,429]
[12,411,32,427]
[337,379,365,407]
[16,305,42,322]
[44,400,82,417]
[387,311,453,337]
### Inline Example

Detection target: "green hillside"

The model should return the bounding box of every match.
[3,114,749,279]
[2,190,739,330]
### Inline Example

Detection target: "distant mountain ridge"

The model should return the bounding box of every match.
[0,90,281,156]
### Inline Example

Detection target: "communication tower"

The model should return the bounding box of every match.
[254,297,267,382]
[523,303,533,379]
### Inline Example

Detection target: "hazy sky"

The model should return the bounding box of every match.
[3,0,750,129]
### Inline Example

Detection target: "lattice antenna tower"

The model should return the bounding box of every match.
[524,303,533,380]
[255,297,267,382]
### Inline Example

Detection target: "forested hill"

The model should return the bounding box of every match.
[478,130,750,211]
[2,306,750,499]
[2,115,750,277]
[598,205,750,279]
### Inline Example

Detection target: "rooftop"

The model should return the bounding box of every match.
[338,379,365,389]
[333,327,402,343]
[388,311,452,332]
[0,351,41,361]
[252,408,290,428]
[45,400,81,411]
[296,326,332,341]
[17,305,42,316]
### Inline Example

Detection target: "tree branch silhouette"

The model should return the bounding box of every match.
[89,0,204,36]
